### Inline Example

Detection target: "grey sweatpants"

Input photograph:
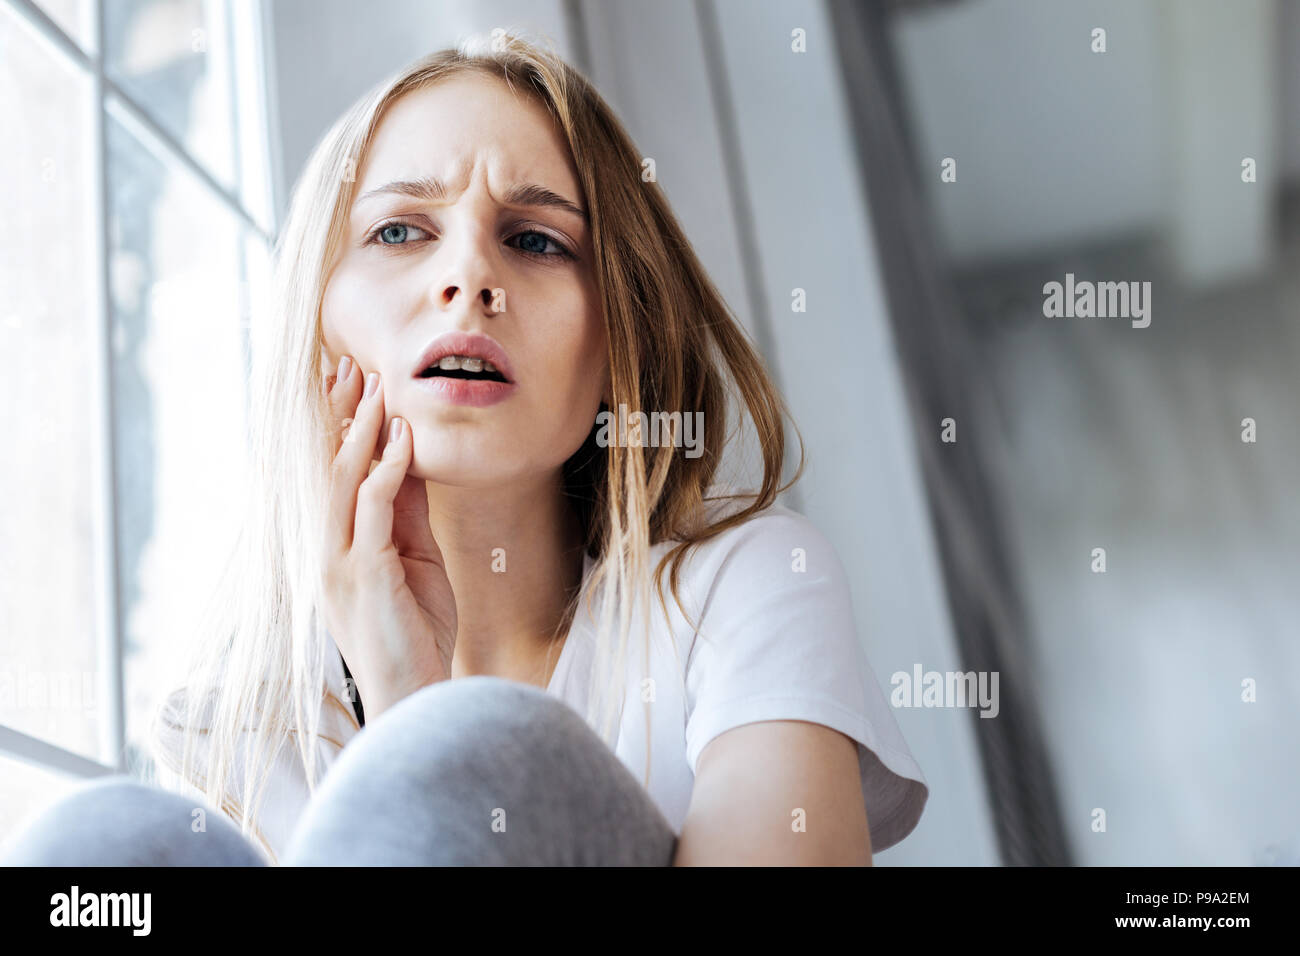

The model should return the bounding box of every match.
[0,676,679,866]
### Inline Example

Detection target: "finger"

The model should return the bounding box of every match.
[353,415,411,558]
[325,355,361,451]
[329,370,386,552]
[392,468,444,565]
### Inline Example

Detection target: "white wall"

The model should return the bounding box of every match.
[889,0,1287,280]
[889,0,1166,265]
[1163,0,1278,284]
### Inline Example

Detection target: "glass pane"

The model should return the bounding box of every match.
[105,0,270,219]
[230,0,273,231]
[0,753,93,852]
[106,105,251,773]
[240,229,272,394]
[32,0,96,53]
[0,2,102,759]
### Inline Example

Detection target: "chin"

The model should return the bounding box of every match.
[408,443,514,488]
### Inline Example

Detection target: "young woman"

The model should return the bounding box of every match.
[2,33,927,867]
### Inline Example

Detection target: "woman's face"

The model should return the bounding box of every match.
[321,73,608,488]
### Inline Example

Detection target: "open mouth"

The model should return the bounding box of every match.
[417,357,511,384]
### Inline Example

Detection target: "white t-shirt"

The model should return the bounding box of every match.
[188,501,929,863]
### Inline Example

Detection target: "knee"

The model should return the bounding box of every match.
[0,775,264,867]
[330,677,594,789]
[3,777,170,861]
[388,674,576,726]
[365,676,586,756]
[288,677,675,865]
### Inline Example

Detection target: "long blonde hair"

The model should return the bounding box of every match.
[148,31,802,863]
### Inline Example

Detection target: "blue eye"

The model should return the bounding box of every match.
[379,223,411,244]
[510,230,574,260]
[517,232,552,255]
[366,220,430,246]
[364,221,573,260]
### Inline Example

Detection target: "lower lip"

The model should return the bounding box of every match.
[411,375,517,407]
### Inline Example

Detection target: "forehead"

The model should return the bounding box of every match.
[357,73,579,199]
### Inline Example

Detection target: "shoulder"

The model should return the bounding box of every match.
[657,494,862,686]
[664,495,851,621]
[670,494,842,582]
[669,496,931,852]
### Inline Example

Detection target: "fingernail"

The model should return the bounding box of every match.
[365,372,379,398]
[337,355,352,385]
[389,418,403,443]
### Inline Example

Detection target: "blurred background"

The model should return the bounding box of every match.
[1,0,1296,866]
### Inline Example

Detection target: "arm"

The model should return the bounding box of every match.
[672,719,873,866]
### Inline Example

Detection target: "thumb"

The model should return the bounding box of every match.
[391,471,443,565]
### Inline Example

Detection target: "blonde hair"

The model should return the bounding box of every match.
[148,31,802,863]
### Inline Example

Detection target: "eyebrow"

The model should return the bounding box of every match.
[355,175,589,224]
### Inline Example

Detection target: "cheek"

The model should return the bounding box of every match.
[549,306,606,404]
[320,272,357,358]
[518,297,605,438]
[320,264,397,364]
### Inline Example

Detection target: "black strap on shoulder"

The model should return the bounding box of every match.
[339,653,365,728]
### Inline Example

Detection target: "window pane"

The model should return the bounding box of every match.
[229,0,273,230]
[106,104,251,772]
[0,752,95,852]
[105,0,270,224]
[0,2,102,759]
[31,0,95,53]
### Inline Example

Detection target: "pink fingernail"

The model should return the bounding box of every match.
[365,372,379,398]
[390,418,403,443]
[337,356,352,385]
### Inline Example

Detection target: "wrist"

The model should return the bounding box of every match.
[362,673,441,722]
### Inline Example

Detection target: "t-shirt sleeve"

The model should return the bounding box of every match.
[683,507,929,853]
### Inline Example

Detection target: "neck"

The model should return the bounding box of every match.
[424,472,586,689]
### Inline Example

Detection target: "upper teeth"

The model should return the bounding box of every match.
[435,355,497,373]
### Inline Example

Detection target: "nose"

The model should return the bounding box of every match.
[428,207,503,317]
[434,280,496,313]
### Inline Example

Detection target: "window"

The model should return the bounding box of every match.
[0,0,274,846]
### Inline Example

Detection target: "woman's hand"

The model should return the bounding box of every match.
[320,357,457,720]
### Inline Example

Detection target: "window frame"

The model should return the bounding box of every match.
[1,0,277,784]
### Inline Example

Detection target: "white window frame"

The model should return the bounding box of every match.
[0,0,278,782]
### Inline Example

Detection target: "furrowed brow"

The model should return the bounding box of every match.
[501,183,589,224]
[355,176,588,224]
[355,175,447,206]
